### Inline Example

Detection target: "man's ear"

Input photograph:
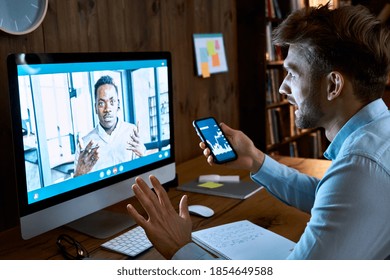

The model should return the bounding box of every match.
[327,71,344,101]
[117,99,120,110]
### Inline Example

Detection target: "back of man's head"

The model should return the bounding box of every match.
[273,4,390,102]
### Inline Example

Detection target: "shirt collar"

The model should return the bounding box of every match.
[323,98,388,160]
[97,118,122,141]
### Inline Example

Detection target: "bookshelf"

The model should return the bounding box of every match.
[264,0,327,158]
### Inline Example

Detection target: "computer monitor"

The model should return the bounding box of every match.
[7,52,176,240]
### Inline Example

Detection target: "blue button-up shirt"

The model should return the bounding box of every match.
[174,98,390,259]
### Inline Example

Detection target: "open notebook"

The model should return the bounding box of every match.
[192,220,295,260]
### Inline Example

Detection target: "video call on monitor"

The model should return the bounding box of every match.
[9,52,175,207]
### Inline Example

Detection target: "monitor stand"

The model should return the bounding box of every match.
[66,209,136,239]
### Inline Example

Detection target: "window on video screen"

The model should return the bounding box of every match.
[18,64,171,203]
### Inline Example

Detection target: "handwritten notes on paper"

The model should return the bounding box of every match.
[199,220,264,249]
[192,220,296,260]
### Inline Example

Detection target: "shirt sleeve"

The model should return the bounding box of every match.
[171,242,218,260]
[251,155,320,213]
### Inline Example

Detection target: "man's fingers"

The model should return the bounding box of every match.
[207,155,214,166]
[179,195,190,220]
[133,178,161,219]
[78,137,85,150]
[149,175,175,212]
[203,147,210,157]
[83,141,98,159]
[126,203,147,228]
[128,137,140,145]
[84,146,99,165]
[135,121,140,136]
[84,140,94,151]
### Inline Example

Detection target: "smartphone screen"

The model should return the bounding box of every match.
[193,117,237,164]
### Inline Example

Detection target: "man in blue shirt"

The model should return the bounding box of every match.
[126,4,390,259]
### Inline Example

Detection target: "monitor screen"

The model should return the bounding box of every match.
[7,52,176,239]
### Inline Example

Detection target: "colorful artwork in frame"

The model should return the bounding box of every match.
[193,33,228,78]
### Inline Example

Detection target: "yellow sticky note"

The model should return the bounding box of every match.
[201,62,210,78]
[198,182,223,189]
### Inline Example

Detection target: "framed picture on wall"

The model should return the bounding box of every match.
[193,33,228,78]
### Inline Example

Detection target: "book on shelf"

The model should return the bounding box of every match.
[267,109,276,145]
[378,3,390,23]
[192,220,295,260]
[309,130,323,158]
[265,22,274,61]
[265,22,283,62]
[289,141,299,157]
[290,0,305,11]
[272,0,282,19]
[265,108,272,148]
[177,180,262,200]
[289,105,298,136]
[273,107,283,143]
[267,109,282,145]
[265,68,283,104]
[265,0,275,18]
[316,130,324,157]
[288,130,324,158]
[265,0,283,19]
[267,106,293,145]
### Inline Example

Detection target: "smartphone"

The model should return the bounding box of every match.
[193,117,238,164]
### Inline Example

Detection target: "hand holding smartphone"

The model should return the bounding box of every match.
[193,117,237,164]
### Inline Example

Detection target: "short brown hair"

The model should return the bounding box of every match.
[273,4,390,102]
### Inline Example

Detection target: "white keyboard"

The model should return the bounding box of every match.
[101,226,153,257]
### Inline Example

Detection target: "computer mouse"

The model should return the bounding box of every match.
[188,205,214,218]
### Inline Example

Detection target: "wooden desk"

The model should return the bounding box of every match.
[0,156,330,260]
